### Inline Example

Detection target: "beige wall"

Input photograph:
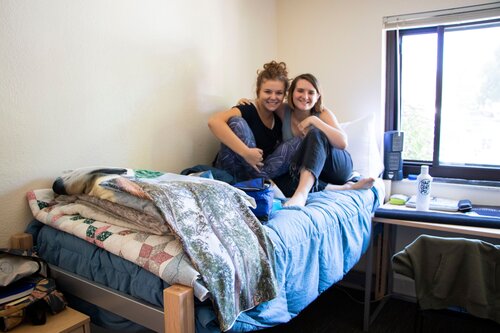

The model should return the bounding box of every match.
[276,0,498,122]
[0,0,277,247]
[1,0,498,247]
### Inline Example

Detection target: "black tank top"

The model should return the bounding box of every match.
[237,104,282,158]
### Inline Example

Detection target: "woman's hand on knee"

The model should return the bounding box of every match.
[242,147,264,171]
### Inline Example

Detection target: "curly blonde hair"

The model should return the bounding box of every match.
[255,61,289,96]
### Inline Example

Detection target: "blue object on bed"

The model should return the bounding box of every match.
[27,183,383,332]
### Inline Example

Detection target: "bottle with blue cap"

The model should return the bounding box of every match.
[416,165,432,211]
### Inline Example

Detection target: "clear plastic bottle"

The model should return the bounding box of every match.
[416,165,432,211]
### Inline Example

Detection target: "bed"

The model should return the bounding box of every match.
[24,116,385,333]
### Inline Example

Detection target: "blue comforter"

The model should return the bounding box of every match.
[231,186,380,331]
[28,183,382,332]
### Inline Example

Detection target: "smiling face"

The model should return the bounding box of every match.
[291,78,320,112]
[257,79,286,112]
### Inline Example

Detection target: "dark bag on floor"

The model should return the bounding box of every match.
[0,249,66,331]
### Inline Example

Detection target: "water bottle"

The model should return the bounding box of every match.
[416,165,432,211]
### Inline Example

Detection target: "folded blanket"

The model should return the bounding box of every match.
[27,189,208,300]
[54,195,164,234]
[75,194,171,235]
[103,175,278,331]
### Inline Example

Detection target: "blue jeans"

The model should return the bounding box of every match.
[275,128,353,197]
[214,117,301,182]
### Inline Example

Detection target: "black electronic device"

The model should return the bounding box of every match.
[383,131,404,180]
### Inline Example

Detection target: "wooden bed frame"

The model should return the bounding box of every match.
[11,233,195,333]
[50,265,195,333]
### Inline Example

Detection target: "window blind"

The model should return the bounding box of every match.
[383,2,500,30]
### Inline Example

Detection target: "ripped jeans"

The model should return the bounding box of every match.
[214,117,302,182]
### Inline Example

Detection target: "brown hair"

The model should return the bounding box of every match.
[255,61,289,96]
[288,73,323,114]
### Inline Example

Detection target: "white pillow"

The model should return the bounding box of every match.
[341,113,384,178]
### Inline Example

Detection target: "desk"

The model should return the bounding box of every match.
[362,204,500,332]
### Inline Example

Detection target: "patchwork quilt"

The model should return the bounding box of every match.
[27,167,279,331]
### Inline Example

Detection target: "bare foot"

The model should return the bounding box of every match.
[324,177,375,192]
[283,191,308,207]
[350,177,375,190]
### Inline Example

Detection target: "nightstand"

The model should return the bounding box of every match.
[13,307,90,333]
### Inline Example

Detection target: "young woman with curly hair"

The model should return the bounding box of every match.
[208,61,301,182]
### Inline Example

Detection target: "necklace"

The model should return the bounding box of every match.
[269,115,275,129]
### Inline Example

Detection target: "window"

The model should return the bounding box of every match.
[385,18,500,182]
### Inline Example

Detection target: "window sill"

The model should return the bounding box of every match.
[432,177,500,188]
[387,178,500,207]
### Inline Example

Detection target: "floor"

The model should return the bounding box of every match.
[84,284,500,333]
[256,285,500,333]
